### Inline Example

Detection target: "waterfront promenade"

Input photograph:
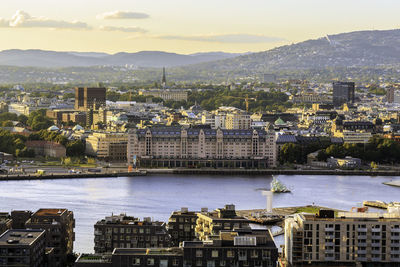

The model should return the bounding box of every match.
[2,167,400,181]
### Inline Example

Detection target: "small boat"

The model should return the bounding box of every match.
[271,177,291,193]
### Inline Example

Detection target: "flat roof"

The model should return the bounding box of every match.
[113,248,183,256]
[33,209,67,217]
[0,229,45,246]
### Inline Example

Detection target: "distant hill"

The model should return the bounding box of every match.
[0,49,242,68]
[174,29,400,79]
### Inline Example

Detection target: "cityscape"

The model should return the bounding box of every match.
[1,0,400,267]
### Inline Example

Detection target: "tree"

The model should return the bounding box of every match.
[17,114,28,125]
[2,120,13,127]
[66,140,85,157]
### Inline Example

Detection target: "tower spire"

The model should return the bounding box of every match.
[162,67,166,88]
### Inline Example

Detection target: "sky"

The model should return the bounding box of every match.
[0,0,399,54]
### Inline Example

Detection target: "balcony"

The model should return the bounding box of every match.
[357,228,367,233]
[391,228,400,233]
[372,228,381,233]
[371,235,381,240]
[325,227,334,232]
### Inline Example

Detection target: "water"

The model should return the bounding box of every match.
[0,174,399,253]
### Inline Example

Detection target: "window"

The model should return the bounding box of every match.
[132,258,140,265]
[196,250,203,257]
[227,250,234,258]
[211,250,218,258]
[207,261,215,267]
[251,250,258,258]
[147,258,154,265]
[262,250,271,259]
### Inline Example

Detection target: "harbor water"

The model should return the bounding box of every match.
[0,174,399,253]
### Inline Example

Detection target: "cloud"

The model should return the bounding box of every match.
[0,10,89,29]
[99,25,147,33]
[155,34,286,43]
[97,11,149,20]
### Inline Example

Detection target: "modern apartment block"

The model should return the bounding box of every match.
[0,229,46,267]
[127,126,277,168]
[25,208,75,267]
[183,229,278,267]
[195,204,251,241]
[94,214,171,253]
[332,82,355,107]
[284,209,400,266]
[85,132,128,161]
[167,207,199,246]
[76,229,278,267]
[75,87,107,111]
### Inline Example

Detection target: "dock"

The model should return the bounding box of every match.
[0,170,147,181]
[363,200,388,209]
[383,180,400,187]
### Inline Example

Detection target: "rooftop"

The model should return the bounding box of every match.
[0,229,45,246]
[33,209,67,217]
[113,248,183,256]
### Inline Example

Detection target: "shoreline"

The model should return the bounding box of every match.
[0,168,399,181]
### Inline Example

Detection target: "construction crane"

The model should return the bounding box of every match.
[228,94,256,112]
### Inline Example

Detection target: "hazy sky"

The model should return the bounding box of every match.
[0,0,398,54]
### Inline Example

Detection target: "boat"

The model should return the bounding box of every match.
[270,177,291,193]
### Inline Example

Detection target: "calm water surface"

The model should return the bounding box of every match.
[0,174,399,253]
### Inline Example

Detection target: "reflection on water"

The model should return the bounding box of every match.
[0,174,398,253]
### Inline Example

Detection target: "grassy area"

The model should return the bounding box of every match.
[295,206,339,216]
[295,206,321,214]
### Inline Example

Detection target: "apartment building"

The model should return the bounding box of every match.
[127,126,277,168]
[76,229,278,267]
[284,209,400,266]
[195,204,251,241]
[0,229,46,267]
[25,208,75,267]
[167,208,199,246]
[183,229,278,267]
[85,132,128,161]
[94,214,171,253]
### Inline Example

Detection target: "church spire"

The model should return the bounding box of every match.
[162,67,166,88]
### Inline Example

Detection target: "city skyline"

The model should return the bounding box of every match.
[0,0,399,53]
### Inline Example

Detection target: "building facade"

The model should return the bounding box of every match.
[332,82,355,107]
[25,140,67,158]
[75,87,107,111]
[85,132,128,161]
[127,126,277,168]
[195,205,251,241]
[167,208,198,247]
[284,210,400,266]
[138,89,188,101]
[183,229,278,267]
[94,214,171,254]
